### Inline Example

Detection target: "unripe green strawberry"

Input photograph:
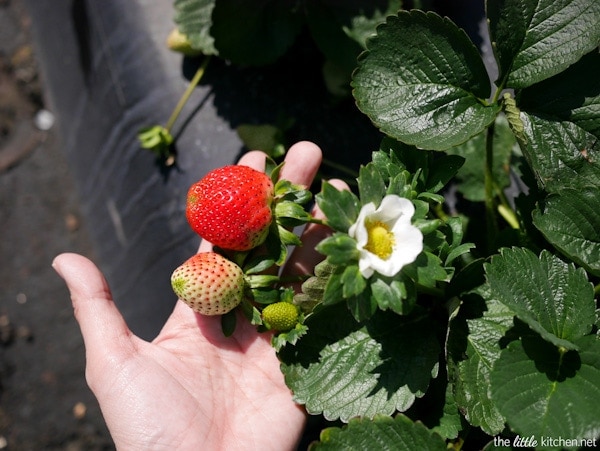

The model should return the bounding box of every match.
[171,252,245,316]
[262,302,299,331]
[186,165,274,251]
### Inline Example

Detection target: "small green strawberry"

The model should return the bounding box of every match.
[262,302,299,331]
[186,165,274,251]
[171,252,245,316]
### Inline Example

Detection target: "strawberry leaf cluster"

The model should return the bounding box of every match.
[313,140,472,322]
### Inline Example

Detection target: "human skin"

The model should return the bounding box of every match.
[53,141,347,450]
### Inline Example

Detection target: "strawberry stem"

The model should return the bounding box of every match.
[165,55,212,132]
[306,217,326,226]
[278,274,311,284]
[246,274,311,289]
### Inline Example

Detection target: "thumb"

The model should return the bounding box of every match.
[52,253,135,366]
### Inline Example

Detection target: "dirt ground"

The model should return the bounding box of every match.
[0,0,114,448]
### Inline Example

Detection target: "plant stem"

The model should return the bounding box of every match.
[484,122,499,253]
[495,184,520,229]
[306,217,326,226]
[321,157,360,178]
[165,55,211,132]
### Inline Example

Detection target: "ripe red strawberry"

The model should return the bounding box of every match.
[186,165,274,251]
[171,252,245,315]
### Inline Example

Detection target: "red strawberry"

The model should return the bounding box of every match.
[171,252,245,315]
[186,165,274,251]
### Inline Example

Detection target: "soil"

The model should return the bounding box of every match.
[0,0,114,448]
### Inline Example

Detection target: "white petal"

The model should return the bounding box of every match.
[374,195,415,224]
[392,224,424,264]
[348,202,375,247]
[357,252,375,278]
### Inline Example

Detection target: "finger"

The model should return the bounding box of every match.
[52,253,135,362]
[283,178,350,286]
[279,141,322,187]
[237,149,268,172]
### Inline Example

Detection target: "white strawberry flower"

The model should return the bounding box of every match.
[348,195,423,278]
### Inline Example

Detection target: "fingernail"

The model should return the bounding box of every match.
[51,256,64,279]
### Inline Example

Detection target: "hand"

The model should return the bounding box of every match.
[53,142,344,450]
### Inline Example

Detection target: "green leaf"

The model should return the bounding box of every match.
[485,248,595,350]
[518,51,600,138]
[274,178,313,204]
[431,382,462,440]
[352,10,499,150]
[341,265,366,298]
[490,333,600,440]
[370,275,415,315]
[322,266,345,306]
[416,193,444,205]
[249,287,280,305]
[304,4,361,75]
[346,287,377,322]
[240,298,263,326]
[487,0,600,89]
[221,309,237,337]
[520,113,600,192]
[316,181,360,232]
[173,0,217,55]
[263,221,288,266]
[210,0,303,66]
[271,322,308,352]
[305,1,402,75]
[308,0,404,56]
[445,243,475,267]
[312,414,446,450]
[358,163,386,207]
[426,154,465,194]
[246,274,280,289]
[279,304,440,422]
[277,224,301,247]
[243,256,275,275]
[446,114,516,202]
[316,233,359,266]
[274,200,312,227]
[374,139,434,193]
[446,288,513,435]
[533,187,600,277]
[403,252,449,288]
[374,138,408,175]
[517,50,600,191]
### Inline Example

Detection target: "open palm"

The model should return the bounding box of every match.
[53,142,343,450]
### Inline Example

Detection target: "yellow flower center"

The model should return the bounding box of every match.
[364,220,395,260]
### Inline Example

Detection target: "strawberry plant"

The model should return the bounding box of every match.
[168,0,600,448]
